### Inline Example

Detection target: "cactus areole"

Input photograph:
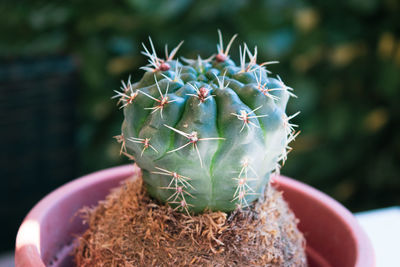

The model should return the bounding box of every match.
[113,31,299,214]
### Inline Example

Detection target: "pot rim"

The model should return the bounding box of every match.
[275,175,375,267]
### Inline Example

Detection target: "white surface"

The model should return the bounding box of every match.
[355,206,400,267]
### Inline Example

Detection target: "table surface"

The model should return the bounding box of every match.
[355,206,400,267]
[2,206,399,267]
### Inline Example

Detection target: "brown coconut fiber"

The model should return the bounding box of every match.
[74,172,307,266]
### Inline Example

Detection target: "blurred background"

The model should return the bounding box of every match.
[1,0,399,254]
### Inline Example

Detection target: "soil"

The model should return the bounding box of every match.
[74,173,307,266]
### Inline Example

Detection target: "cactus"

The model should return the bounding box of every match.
[113,31,299,214]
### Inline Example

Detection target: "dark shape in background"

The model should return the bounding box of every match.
[0,56,78,252]
[1,0,399,253]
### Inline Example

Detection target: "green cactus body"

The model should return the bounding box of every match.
[114,32,298,214]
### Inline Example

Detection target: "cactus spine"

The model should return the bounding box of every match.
[113,31,299,214]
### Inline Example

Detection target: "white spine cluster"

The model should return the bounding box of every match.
[232,158,259,208]
[153,167,195,215]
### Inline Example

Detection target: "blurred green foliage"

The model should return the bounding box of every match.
[1,0,400,214]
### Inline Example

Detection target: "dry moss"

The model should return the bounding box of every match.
[75,173,307,266]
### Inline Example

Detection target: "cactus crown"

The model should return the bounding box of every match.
[113,30,299,214]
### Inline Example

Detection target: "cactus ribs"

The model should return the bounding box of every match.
[113,30,299,214]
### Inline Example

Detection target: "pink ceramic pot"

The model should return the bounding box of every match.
[15,165,374,267]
